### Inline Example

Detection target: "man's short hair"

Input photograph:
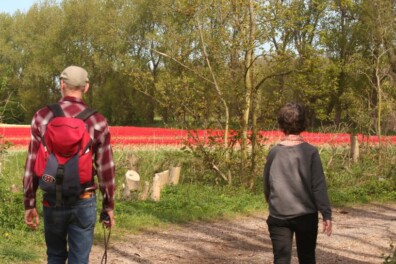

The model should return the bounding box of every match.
[277,103,307,135]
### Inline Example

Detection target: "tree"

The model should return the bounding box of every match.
[359,0,396,141]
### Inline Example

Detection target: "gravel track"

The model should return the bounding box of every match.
[89,202,396,264]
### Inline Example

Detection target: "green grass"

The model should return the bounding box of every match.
[0,149,265,263]
[0,229,44,264]
[0,150,46,264]
[0,145,395,263]
[114,185,264,233]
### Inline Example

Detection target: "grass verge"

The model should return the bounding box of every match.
[1,145,395,263]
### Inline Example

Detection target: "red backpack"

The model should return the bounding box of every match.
[34,103,97,206]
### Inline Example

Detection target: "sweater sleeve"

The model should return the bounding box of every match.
[311,149,332,220]
[263,147,278,202]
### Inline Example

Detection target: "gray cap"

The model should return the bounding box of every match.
[60,66,89,87]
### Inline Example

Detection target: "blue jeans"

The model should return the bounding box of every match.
[267,213,318,264]
[43,195,97,264]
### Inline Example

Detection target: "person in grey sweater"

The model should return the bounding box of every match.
[263,103,332,264]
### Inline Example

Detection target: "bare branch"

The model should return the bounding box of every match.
[150,48,215,85]
[254,70,294,92]
[211,163,229,182]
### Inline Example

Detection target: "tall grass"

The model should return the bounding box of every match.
[0,150,45,264]
[0,144,395,263]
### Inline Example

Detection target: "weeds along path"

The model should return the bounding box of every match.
[89,203,396,264]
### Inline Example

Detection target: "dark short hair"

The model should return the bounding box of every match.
[277,103,307,135]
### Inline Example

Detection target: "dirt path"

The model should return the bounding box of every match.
[89,203,396,264]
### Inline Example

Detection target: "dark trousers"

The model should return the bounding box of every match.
[267,213,318,264]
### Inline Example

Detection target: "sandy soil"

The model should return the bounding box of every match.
[88,202,396,264]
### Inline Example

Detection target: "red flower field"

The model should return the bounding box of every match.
[0,125,395,148]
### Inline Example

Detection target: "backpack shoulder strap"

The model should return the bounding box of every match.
[47,103,65,117]
[75,107,97,121]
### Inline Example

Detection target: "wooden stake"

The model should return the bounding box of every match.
[169,166,181,185]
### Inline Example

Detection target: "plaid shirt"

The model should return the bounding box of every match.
[23,96,115,211]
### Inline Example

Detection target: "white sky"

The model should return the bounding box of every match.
[0,0,38,14]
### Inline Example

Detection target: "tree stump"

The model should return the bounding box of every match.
[151,173,161,201]
[169,166,181,185]
[159,170,170,188]
[123,170,140,198]
[151,170,170,201]
[150,168,181,201]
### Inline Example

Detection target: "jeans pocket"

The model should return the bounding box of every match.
[73,197,97,229]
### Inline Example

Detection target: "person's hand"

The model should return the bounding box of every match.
[323,219,332,236]
[101,210,115,229]
[25,208,39,230]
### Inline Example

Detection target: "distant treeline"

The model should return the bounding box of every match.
[0,0,396,136]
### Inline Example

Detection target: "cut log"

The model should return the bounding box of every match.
[151,174,161,201]
[123,170,140,198]
[169,166,181,185]
[159,170,169,188]
[125,170,140,191]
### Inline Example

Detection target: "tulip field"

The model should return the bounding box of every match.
[1,124,396,148]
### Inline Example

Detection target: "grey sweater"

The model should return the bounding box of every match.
[263,142,332,220]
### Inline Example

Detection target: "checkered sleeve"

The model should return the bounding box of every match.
[93,119,115,211]
[23,109,50,209]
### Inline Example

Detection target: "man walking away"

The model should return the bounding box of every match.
[23,65,116,264]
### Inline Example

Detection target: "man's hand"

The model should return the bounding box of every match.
[323,219,332,236]
[101,210,115,229]
[25,208,39,230]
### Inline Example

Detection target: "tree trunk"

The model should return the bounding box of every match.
[241,0,256,185]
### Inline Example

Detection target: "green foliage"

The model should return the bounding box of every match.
[383,243,396,264]
[181,131,269,188]
[321,145,396,205]
[0,190,25,230]
[1,144,396,262]
[2,0,396,134]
